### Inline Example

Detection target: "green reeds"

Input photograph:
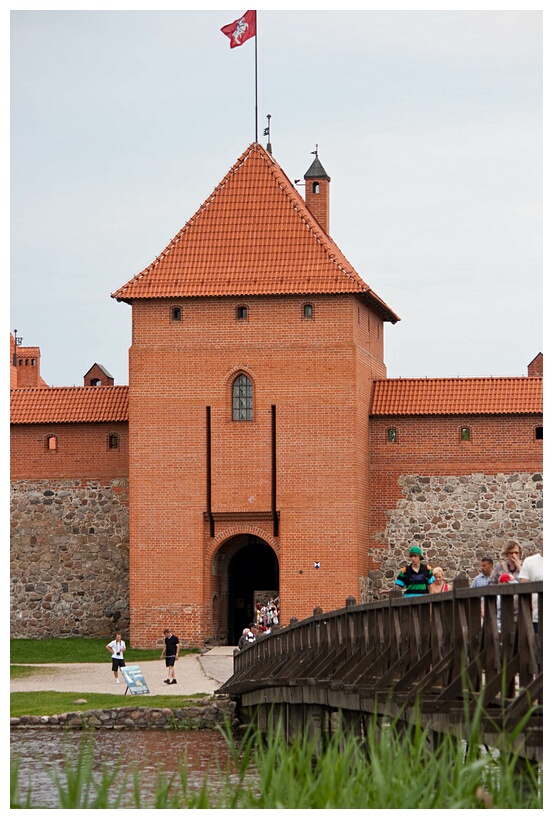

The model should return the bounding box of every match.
[11,711,541,809]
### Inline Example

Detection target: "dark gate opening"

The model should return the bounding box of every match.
[228,536,279,645]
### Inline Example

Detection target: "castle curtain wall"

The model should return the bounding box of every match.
[366,414,543,598]
[10,422,129,637]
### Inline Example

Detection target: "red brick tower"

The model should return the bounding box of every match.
[112,143,399,647]
[304,149,330,234]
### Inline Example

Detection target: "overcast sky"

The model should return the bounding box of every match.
[9,5,543,387]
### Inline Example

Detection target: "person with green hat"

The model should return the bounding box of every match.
[395,544,435,597]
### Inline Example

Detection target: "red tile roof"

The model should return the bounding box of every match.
[112,143,399,322]
[370,377,543,416]
[10,387,129,424]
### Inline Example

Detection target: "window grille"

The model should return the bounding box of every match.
[232,374,253,421]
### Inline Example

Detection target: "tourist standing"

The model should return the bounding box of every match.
[490,541,523,584]
[519,530,543,632]
[160,628,180,684]
[430,567,450,593]
[105,632,126,684]
[470,557,494,588]
[395,545,435,597]
[238,628,250,650]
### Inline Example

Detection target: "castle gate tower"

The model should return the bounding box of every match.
[112,143,399,647]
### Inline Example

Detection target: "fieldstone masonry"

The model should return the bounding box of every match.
[10,697,238,730]
[362,472,543,601]
[10,472,542,634]
[11,479,129,638]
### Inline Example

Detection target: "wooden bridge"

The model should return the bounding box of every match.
[218,578,542,760]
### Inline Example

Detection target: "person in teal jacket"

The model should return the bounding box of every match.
[395,545,435,597]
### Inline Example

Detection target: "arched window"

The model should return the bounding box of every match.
[232,374,253,421]
[172,306,182,321]
[312,182,320,194]
[46,434,57,451]
[303,303,313,319]
[90,378,101,386]
[460,427,471,441]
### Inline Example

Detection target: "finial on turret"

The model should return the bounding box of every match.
[264,114,272,154]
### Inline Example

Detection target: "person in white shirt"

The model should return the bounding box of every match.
[106,633,126,683]
[519,530,543,632]
[518,531,543,631]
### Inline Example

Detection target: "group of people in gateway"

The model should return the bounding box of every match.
[238,597,281,649]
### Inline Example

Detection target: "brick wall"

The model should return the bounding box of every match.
[10,422,128,481]
[127,294,386,646]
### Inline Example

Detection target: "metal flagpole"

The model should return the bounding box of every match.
[254,12,258,142]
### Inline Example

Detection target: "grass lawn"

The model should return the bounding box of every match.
[11,665,61,680]
[11,690,210,718]
[11,637,198,664]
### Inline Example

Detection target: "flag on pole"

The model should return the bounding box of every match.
[221,10,256,48]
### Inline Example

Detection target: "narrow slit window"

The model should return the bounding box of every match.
[461,427,471,441]
[535,426,543,440]
[387,428,397,443]
[46,435,57,451]
[172,307,182,322]
[236,305,248,320]
[108,433,119,450]
[312,182,320,194]
[232,374,253,421]
[303,303,313,319]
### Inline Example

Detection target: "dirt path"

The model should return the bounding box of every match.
[11,647,236,698]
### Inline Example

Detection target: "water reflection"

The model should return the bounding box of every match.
[11,728,243,808]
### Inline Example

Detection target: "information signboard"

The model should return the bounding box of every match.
[121,665,150,695]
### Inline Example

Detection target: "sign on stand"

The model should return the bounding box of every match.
[121,665,150,695]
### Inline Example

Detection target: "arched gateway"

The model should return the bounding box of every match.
[213,534,279,645]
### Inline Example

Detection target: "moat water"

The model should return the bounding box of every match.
[11,728,248,808]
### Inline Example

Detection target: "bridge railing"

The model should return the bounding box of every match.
[221,577,542,714]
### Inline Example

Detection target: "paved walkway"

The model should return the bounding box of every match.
[11,646,236,698]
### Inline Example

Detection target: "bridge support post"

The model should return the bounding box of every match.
[335,709,364,744]
[285,704,304,744]
[303,705,328,753]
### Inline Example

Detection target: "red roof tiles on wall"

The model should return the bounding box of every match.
[111,143,399,322]
[10,386,129,424]
[370,377,543,416]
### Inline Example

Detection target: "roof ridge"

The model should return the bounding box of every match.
[374,376,542,383]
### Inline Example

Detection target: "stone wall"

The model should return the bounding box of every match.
[361,472,543,601]
[11,479,129,638]
[10,696,237,730]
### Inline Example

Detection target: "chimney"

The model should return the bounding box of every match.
[527,352,543,377]
[304,149,331,235]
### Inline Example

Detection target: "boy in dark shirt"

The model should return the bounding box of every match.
[395,545,435,597]
[160,628,180,684]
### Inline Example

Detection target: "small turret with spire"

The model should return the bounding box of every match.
[304,145,331,235]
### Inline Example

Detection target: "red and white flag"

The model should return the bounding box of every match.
[221,10,256,48]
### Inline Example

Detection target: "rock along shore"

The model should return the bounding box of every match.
[11,695,238,730]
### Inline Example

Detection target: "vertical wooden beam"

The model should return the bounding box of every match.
[271,405,278,536]
[206,406,214,537]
